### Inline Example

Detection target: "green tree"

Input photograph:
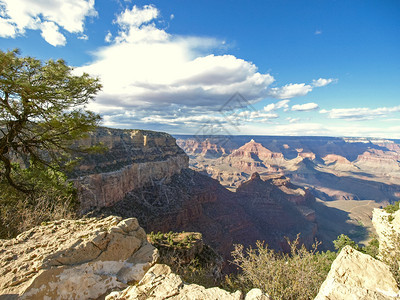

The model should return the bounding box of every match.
[0,49,101,192]
[0,49,102,238]
[333,234,358,251]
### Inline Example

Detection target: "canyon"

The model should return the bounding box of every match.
[176,135,400,247]
[71,129,400,258]
[70,128,318,268]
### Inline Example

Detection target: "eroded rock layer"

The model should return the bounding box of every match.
[73,127,188,212]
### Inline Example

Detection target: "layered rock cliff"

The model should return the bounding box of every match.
[72,127,188,212]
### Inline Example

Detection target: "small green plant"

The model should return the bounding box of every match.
[333,234,359,251]
[384,201,400,214]
[332,234,380,258]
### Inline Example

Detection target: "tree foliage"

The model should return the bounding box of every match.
[0,49,101,192]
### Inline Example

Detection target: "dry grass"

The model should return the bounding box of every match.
[0,194,77,239]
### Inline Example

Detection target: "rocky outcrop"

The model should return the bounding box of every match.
[372,208,400,259]
[0,216,158,299]
[73,127,188,212]
[106,264,270,300]
[315,246,400,299]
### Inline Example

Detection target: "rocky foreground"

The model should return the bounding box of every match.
[1,207,400,299]
[0,216,268,299]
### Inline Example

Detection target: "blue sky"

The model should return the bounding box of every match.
[1,0,399,138]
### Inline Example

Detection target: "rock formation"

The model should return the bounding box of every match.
[106,264,270,300]
[316,206,400,299]
[315,245,400,299]
[0,216,158,299]
[72,127,188,212]
[372,208,400,259]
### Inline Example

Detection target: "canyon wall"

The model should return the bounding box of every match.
[73,127,188,213]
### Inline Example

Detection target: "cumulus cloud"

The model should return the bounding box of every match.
[115,4,158,28]
[40,21,66,46]
[0,0,96,45]
[267,83,313,99]
[264,100,290,112]
[78,4,275,120]
[0,16,16,37]
[312,78,337,87]
[292,102,319,111]
[320,105,400,120]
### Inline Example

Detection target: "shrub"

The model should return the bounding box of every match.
[384,201,400,214]
[333,234,359,251]
[229,235,335,299]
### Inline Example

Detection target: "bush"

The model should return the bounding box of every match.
[0,165,77,239]
[333,234,379,258]
[384,201,400,214]
[333,234,359,251]
[229,235,335,299]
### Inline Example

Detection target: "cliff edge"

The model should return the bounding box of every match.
[73,127,188,212]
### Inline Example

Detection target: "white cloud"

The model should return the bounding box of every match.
[78,34,88,40]
[320,105,400,120]
[104,31,112,43]
[292,102,319,111]
[115,4,158,28]
[312,78,337,87]
[267,83,313,99]
[315,30,322,35]
[170,14,175,20]
[264,100,290,112]
[286,117,300,123]
[0,0,96,45]
[40,21,66,46]
[78,5,275,120]
[0,16,16,37]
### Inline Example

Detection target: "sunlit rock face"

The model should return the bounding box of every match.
[316,208,400,299]
[105,264,271,300]
[315,246,399,300]
[72,127,189,212]
[0,216,158,299]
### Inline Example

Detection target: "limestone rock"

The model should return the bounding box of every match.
[372,208,400,257]
[0,216,158,299]
[315,246,400,299]
[106,264,243,300]
[245,288,271,300]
